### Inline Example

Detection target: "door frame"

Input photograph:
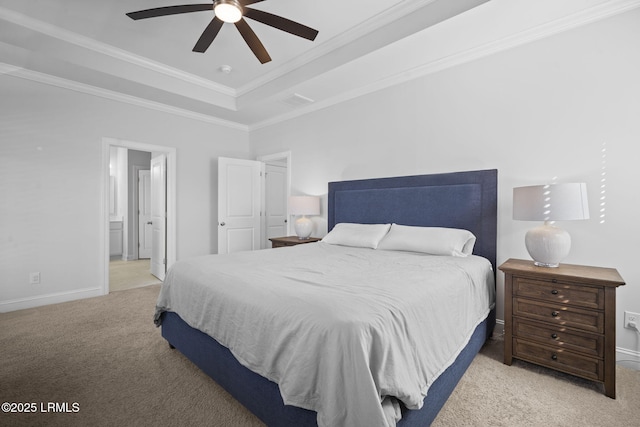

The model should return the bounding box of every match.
[257,151,291,248]
[101,138,177,295]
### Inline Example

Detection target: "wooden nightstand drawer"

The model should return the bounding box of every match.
[513,318,603,358]
[514,277,603,310]
[513,298,604,333]
[513,338,603,381]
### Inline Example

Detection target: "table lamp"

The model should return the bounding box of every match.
[513,183,589,267]
[289,196,320,239]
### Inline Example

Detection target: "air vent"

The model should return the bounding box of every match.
[281,93,315,107]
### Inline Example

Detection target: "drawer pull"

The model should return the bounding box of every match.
[551,333,558,339]
[551,290,559,295]
[551,311,559,317]
[551,354,558,361]
[552,279,558,283]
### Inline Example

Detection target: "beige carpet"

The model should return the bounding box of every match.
[1,285,638,427]
[109,259,161,292]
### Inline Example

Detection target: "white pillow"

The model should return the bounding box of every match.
[377,224,476,256]
[321,223,391,249]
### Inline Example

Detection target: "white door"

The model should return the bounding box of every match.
[150,155,166,280]
[218,157,262,254]
[138,170,152,259]
[265,164,288,247]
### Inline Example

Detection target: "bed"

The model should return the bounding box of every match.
[156,169,497,427]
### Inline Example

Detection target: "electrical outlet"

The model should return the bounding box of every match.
[29,272,40,285]
[624,311,639,330]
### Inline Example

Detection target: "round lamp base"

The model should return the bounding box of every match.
[294,216,313,239]
[525,222,571,268]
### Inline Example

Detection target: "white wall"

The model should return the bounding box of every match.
[0,77,250,311]
[252,10,640,356]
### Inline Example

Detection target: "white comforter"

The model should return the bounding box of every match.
[155,242,495,427]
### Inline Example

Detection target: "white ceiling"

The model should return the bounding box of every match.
[1,0,638,130]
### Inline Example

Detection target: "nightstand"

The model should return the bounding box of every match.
[499,258,625,398]
[269,236,322,248]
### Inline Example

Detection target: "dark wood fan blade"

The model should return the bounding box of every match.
[193,17,224,52]
[127,4,213,20]
[235,18,271,64]
[243,8,318,41]
[240,0,266,5]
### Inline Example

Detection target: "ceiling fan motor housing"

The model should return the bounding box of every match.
[214,0,243,23]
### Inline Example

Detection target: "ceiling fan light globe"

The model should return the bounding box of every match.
[214,0,243,23]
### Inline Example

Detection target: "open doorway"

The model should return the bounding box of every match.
[108,148,154,291]
[101,138,176,295]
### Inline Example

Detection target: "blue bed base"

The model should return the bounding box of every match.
[160,169,498,426]
[161,309,495,426]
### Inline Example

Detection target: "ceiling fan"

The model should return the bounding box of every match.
[126,0,319,64]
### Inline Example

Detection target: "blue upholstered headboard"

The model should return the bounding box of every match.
[327,169,498,272]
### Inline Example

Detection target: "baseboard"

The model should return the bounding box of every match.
[617,347,640,371]
[0,287,104,313]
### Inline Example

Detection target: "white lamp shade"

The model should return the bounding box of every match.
[513,183,589,221]
[289,196,320,216]
[513,183,589,267]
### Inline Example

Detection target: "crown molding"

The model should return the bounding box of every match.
[3,0,638,131]
[250,0,640,131]
[0,6,236,97]
[0,62,248,131]
[0,1,442,99]
[235,0,440,96]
